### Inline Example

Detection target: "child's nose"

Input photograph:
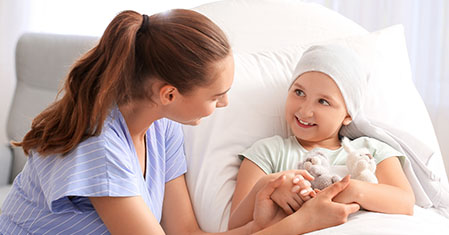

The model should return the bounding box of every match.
[298,102,313,118]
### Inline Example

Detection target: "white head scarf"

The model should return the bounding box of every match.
[290,44,367,120]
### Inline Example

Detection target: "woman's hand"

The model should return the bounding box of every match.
[332,178,362,204]
[296,175,361,233]
[229,164,317,231]
[252,174,286,231]
[252,175,360,235]
[335,157,415,215]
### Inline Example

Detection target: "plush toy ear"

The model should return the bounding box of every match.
[341,137,354,154]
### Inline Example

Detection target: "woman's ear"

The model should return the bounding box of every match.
[159,85,178,105]
[342,115,352,126]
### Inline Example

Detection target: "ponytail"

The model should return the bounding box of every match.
[14,11,142,156]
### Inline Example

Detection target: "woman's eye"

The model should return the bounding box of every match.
[212,95,223,102]
[295,89,305,96]
[319,99,330,106]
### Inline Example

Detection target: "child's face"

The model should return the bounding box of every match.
[285,71,352,148]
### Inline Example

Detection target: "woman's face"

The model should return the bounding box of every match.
[167,54,235,126]
[285,71,352,149]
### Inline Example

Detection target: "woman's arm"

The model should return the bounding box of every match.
[90,196,165,235]
[228,159,268,229]
[162,174,264,235]
[333,156,415,215]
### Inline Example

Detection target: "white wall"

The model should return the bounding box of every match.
[0,0,31,146]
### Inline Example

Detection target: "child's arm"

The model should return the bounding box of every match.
[333,156,415,215]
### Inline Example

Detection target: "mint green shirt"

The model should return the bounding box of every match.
[239,136,404,175]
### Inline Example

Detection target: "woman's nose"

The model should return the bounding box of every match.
[216,94,229,108]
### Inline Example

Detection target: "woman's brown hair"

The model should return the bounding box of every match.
[14,9,230,156]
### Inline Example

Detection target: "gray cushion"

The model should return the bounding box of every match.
[0,144,12,186]
[7,33,98,182]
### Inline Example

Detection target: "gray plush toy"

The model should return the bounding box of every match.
[297,149,341,190]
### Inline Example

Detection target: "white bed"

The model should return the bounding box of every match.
[182,0,449,234]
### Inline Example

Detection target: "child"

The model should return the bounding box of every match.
[229,44,415,229]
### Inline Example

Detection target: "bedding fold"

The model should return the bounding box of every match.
[340,114,449,218]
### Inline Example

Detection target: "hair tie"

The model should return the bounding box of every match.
[139,14,150,33]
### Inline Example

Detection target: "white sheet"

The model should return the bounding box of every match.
[308,206,449,235]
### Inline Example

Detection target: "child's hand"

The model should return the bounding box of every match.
[270,170,314,215]
[292,174,317,200]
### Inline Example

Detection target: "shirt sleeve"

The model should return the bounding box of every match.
[363,137,406,165]
[164,119,187,183]
[39,133,140,214]
[238,136,283,174]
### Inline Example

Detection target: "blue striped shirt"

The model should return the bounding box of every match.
[0,107,187,234]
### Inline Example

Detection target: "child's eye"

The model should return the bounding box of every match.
[295,89,305,96]
[319,99,330,106]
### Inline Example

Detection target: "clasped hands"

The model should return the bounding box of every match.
[252,170,360,233]
[270,170,317,215]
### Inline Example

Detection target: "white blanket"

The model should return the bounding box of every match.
[341,115,449,218]
[308,206,449,235]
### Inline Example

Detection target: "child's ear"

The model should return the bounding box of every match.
[159,85,178,105]
[342,115,352,126]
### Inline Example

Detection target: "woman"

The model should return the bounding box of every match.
[0,9,358,234]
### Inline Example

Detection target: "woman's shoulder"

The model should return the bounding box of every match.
[67,111,132,158]
[152,118,182,133]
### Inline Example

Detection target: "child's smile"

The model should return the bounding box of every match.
[296,116,316,128]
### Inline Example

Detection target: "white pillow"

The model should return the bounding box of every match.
[193,0,367,54]
[182,25,446,232]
